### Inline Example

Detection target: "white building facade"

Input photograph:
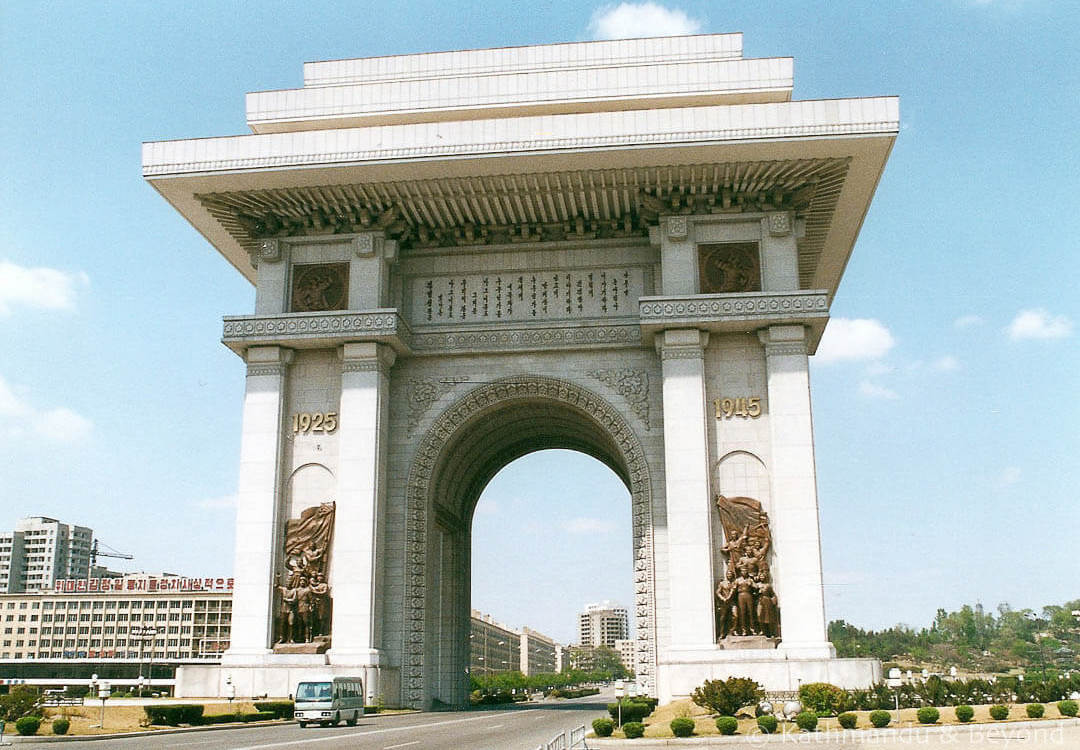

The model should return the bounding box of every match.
[579,601,630,648]
[0,517,94,594]
[144,33,893,706]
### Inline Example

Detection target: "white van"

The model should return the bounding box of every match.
[293,675,364,728]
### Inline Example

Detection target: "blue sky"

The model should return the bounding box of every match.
[1,1,1076,645]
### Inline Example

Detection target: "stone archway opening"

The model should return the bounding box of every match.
[404,377,656,709]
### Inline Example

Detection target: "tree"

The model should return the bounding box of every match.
[691,677,764,716]
[0,686,41,721]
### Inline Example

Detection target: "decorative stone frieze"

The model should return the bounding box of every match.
[767,211,793,237]
[403,377,658,701]
[665,216,689,241]
[409,323,640,354]
[405,378,460,435]
[587,369,650,426]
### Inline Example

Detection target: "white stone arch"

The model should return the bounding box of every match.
[402,375,657,707]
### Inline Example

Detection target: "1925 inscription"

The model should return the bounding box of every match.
[291,412,338,434]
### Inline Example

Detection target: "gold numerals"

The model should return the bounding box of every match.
[291,412,338,434]
[715,397,762,419]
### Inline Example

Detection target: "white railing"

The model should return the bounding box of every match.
[537,724,587,750]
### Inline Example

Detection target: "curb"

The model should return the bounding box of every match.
[585,716,1080,746]
[6,720,294,743]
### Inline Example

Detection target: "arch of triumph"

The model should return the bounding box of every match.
[144,33,897,707]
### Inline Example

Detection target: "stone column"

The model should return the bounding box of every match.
[329,341,395,673]
[223,346,291,662]
[758,325,833,657]
[656,328,715,648]
[658,217,697,295]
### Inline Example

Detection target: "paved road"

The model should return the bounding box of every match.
[15,697,609,750]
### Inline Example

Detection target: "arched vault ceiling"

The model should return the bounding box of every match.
[431,399,630,525]
[196,158,849,288]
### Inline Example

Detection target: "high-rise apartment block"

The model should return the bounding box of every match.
[0,517,94,593]
[578,601,629,648]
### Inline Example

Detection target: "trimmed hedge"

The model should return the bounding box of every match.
[1058,699,1078,717]
[798,682,849,716]
[15,716,41,736]
[1025,703,1044,718]
[553,687,600,699]
[795,711,818,731]
[592,717,614,737]
[607,700,653,724]
[989,704,1009,720]
[955,705,974,722]
[837,711,857,729]
[51,717,70,735]
[622,721,645,738]
[254,700,294,719]
[144,704,205,726]
[869,709,891,728]
[756,714,778,734]
[670,717,695,737]
[716,715,738,735]
[917,707,940,724]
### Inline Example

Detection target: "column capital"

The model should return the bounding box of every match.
[655,328,709,360]
[340,341,396,374]
[244,346,293,377]
[758,325,807,356]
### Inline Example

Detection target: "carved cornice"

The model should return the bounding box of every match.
[409,323,641,355]
[761,342,808,357]
[245,364,288,378]
[222,310,411,357]
[639,291,829,353]
[402,377,658,700]
[658,346,705,361]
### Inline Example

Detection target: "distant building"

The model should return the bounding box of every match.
[470,610,561,677]
[0,517,95,593]
[578,600,629,648]
[615,638,635,674]
[0,572,233,693]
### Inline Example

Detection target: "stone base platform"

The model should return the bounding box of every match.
[657,649,881,704]
[175,662,400,706]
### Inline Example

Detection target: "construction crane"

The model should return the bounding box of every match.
[88,539,134,579]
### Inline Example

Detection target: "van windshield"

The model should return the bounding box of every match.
[295,682,332,702]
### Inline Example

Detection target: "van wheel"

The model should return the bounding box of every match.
[347,711,357,726]
[299,721,307,728]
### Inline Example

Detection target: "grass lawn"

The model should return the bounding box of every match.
[38,701,260,736]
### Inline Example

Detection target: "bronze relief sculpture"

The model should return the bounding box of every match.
[714,495,780,642]
[274,502,335,650]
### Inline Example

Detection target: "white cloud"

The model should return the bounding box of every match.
[561,517,614,535]
[858,381,899,400]
[1006,308,1073,341]
[588,2,702,39]
[0,260,89,316]
[998,466,1022,486]
[195,493,239,511]
[931,355,961,372]
[865,361,895,376]
[953,314,984,329]
[815,318,896,364]
[0,374,93,443]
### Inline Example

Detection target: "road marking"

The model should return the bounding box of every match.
[486,723,503,729]
[383,742,420,749]
[231,711,538,749]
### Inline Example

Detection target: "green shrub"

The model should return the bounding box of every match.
[795,711,818,731]
[869,709,891,728]
[691,677,765,717]
[798,682,848,716]
[1058,699,1078,717]
[51,717,70,735]
[917,707,940,724]
[254,700,294,719]
[144,704,205,726]
[592,717,614,737]
[756,714,778,734]
[622,721,645,738]
[1025,703,1044,718]
[716,715,738,735]
[989,704,1009,720]
[837,711,857,729]
[241,711,276,722]
[955,705,974,722]
[607,700,652,724]
[670,717,695,737]
[200,713,238,725]
[15,716,41,736]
